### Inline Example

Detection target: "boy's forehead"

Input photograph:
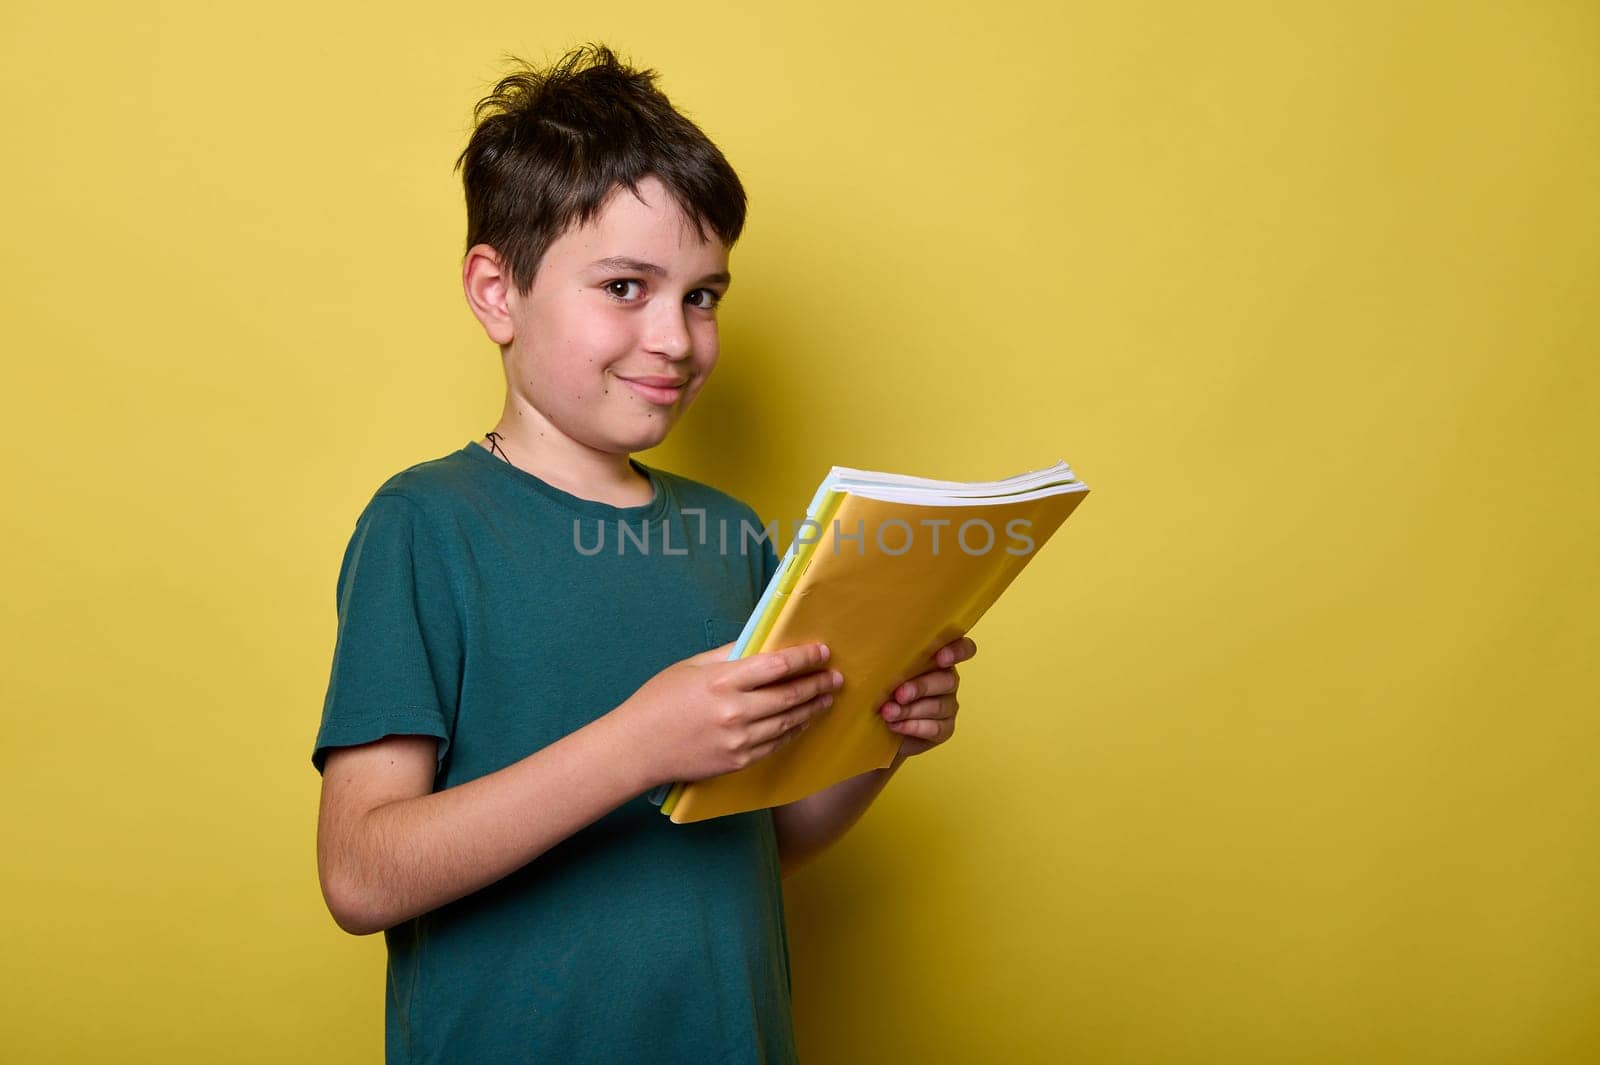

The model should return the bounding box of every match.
[553,181,728,274]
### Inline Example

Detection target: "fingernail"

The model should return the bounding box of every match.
[819,644,830,661]
[884,703,899,721]
[821,694,833,708]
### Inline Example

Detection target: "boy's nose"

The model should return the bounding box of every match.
[645,309,693,360]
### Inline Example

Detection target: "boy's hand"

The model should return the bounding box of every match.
[878,635,977,760]
[619,641,842,788]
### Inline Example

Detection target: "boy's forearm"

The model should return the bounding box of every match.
[773,751,907,878]
[337,711,656,935]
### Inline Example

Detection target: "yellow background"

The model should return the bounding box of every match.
[3,2,1596,1061]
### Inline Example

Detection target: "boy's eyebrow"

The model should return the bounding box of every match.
[587,255,731,287]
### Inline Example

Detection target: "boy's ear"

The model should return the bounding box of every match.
[462,243,516,346]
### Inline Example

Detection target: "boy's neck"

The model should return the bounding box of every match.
[478,423,653,508]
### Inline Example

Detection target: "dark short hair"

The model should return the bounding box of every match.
[454,42,747,298]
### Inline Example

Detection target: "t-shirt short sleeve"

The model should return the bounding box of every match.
[311,492,462,777]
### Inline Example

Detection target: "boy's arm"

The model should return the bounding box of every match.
[317,712,654,936]
[771,750,907,879]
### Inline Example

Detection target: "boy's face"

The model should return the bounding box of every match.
[468,174,732,458]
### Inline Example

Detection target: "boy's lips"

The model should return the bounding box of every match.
[617,374,687,405]
[620,374,689,387]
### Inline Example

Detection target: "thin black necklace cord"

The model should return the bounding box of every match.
[484,431,511,464]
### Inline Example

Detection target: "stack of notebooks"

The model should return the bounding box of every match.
[648,458,1090,823]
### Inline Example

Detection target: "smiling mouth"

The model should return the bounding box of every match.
[617,376,687,405]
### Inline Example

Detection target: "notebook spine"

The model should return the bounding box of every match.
[653,475,844,821]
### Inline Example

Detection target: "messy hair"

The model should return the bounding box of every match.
[454,42,747,297]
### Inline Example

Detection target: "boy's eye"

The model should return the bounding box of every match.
[603,279,724,311]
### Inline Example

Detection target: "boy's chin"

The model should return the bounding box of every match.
[612,413,680,451]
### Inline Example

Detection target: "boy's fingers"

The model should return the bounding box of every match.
[754,665,843,719]
[934,636,977,667]
[757,688,835,738]
[884,694,958,721]
[893,669,958,704]
[734,641,831,690]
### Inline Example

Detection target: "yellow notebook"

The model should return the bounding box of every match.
[648,459,1090,823]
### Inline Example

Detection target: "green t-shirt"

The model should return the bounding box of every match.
[312,441,794,1065]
